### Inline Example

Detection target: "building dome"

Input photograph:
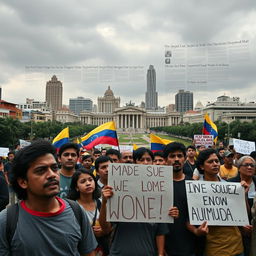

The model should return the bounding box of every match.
[194,101,204,110]
[104,86,114,97]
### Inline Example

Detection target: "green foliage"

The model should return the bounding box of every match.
[0,118,97,148]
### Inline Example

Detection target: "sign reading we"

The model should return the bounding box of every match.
[107,163,173,223]
[185,181,249,226]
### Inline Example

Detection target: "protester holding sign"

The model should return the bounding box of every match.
[196,148,244,256]
[228,155,255,256]
[163,142,208,256]
[99,147,179,256]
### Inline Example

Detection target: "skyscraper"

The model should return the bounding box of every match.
[145,65,158,110]
[175,89,193,113]
[69,97,93,115]
[45,75,63,111]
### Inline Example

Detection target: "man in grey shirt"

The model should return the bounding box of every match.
[0,140,97,256]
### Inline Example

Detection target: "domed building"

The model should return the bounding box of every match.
[80,86,181,132]
[97,86,120,113]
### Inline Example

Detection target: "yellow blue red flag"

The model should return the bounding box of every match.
[150,134,172,152]
[202,113,218,143]
[81,121,119,150]
[52,127,69,150]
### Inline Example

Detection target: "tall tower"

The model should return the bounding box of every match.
[145,65,158,110]
[175,89,193,113]
[45,75,63,111]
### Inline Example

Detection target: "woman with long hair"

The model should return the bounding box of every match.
[67,168,108,255]
[196,148,244,256]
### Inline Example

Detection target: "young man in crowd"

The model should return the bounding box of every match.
[106,149,121,163]
[81,154,95,173]
[0,140,97,255]
[163,142,208,256]
[219,150,238,180]
[58,143,79,198]
[183,145,197,178]
[95,156,113,190]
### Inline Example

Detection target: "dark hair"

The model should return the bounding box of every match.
[186,145,196,151]
[218,147,225,152]
[153,151,164,158]
[133,147,154,163]
[250,151,256,160]
[11,140,57,200]
[95,156,113,171]
[93,150,101,155]
[196,148,218,174]
[67,169,101,200]
[82,154,94,162]
[8,151,15,157]
[163,142,186,159]
[106,149,121,159]
[58,143,79,157]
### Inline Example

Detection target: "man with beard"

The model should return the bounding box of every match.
[58,143,79,198]
[0,140,97,255]
[163,142,208,256]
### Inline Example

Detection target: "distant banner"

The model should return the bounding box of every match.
[112,145,133,152]
[0,147,9,157]
[107,163,173,223]
[19,139,31,148]
[194,135,213,147]
[185,181,249,226]
[233,138,255,155]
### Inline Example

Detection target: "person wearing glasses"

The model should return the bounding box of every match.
[228,155,256,256]
[58,143,80,198]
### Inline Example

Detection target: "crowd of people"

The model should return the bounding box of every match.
[0,139,255,256]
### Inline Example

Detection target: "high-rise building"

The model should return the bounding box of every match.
[175,89,193,113]
[145,65,158,110]
[69,97,93,115]
[45,75,63,111]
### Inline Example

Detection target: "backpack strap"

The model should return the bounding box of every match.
[6,203,19,247]
[65,199,84,250]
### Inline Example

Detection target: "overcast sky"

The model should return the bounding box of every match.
[0,0,255,108]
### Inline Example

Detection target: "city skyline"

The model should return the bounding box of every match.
[0,1,255,107]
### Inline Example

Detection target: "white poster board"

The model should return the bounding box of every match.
[0,147,9,157]
[107,163,173,223]
[19,139,31,148]
[233,138,255,155]
[112,145,133,152]
[185,181,249,226]
[194,135,214,147]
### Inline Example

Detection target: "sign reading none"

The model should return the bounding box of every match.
[185,181,249,226]
[107,163,173,223]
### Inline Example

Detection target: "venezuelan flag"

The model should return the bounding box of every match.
[202,113,218,143]
[52,127,69,150]
[150,134,172,152]
[81,121,119,150]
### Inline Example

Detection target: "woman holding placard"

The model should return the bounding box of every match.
[196,148,244,256]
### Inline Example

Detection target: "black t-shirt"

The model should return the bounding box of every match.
[165,178,197,256]
[183,161,196,179]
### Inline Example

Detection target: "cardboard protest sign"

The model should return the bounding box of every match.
[194,135,213,147]
[107,163,173,223]
[0,147,9,157]
[233,138,255,155]
[185,181,249,226]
